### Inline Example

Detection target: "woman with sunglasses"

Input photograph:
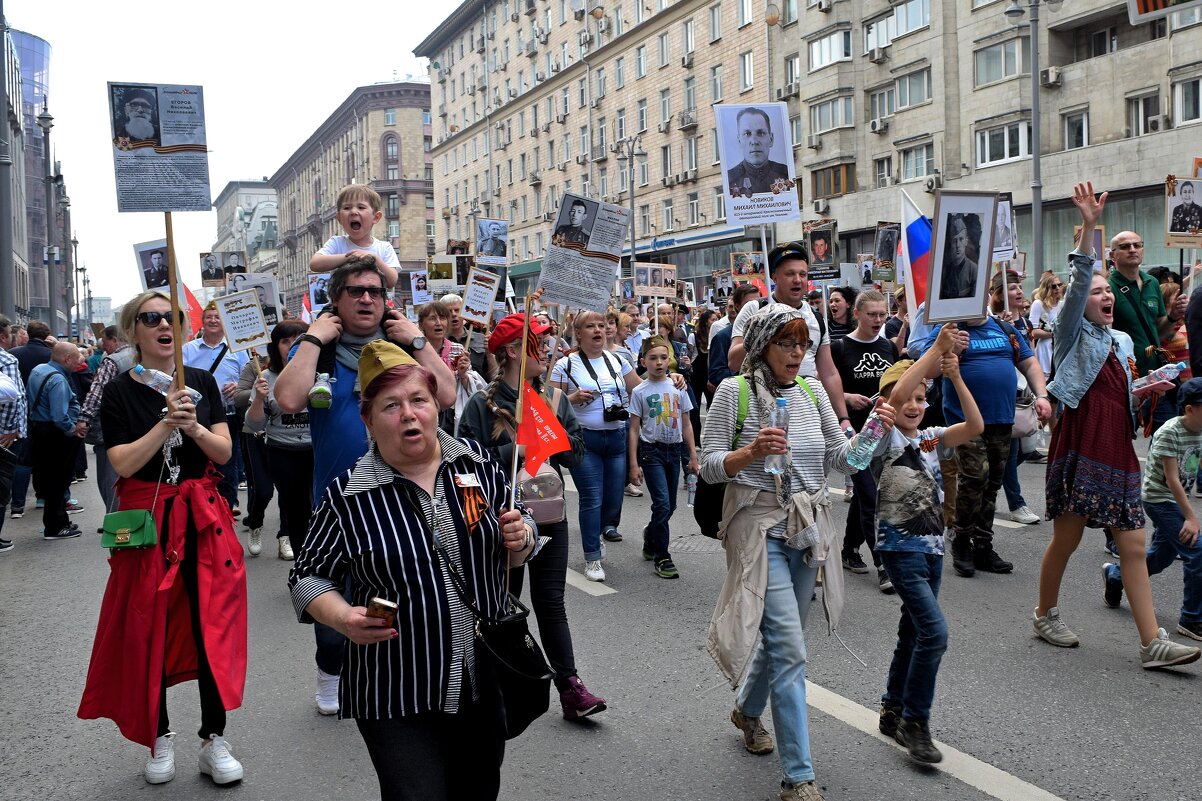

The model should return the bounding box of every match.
[79,291,248,786]
[1029,271,1063,382]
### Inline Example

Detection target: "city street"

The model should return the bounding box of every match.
[1,445,1197,801]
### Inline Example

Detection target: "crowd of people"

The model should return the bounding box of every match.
[3,180,1202,801]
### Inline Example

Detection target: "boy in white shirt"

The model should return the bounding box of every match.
[310,184,400,288]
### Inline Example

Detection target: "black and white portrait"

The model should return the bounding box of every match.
[111,84,160,147]
[993,199,1015,257]
[476,218,509,259]
[874,224,899,266]
[636,266,650,287]
[722,105,791,196]
[650,267,663,287]
[714,272,734,301]
[1169,179,1202,234]
[200,252,223,286]
[926,191,997,323]
[552,197,595,245]
[142,249,169,289]
[309,274,331,307]
[938,215,981,300]
[224,252,247,276]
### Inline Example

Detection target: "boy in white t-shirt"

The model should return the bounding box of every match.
[628,336,699,579]
[310,184,400,288]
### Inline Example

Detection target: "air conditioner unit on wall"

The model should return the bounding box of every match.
[817,0,832,11]
[1148,114,1170,132]
[813,199,829,214]
[1040,67,1062,87]
[807,134,822,150]
[869,118,889,134]
[924,175,942,193]
[868,47,887,64]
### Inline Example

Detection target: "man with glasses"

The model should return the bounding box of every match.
[114,86,159,145]
[726,107,789,196]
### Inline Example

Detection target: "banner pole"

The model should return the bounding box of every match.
[164,212,185,391]
[509,294,535,511]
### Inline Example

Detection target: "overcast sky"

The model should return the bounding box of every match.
[8,0,447,312]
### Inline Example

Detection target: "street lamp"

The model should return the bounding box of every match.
[36,99,60,331]
[1003,0,1063,273]
[71,234,81,341]
[615,135,646,278]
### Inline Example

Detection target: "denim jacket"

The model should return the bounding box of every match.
[1047,250,1135,410]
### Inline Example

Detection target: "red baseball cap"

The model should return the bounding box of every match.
[487,313,551,354]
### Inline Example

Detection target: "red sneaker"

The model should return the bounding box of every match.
[560,676,607,720]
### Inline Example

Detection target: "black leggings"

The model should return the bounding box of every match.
[241,434,275,531]
[507,517,576,692]
[157,508,226,740]
[265,442,314,552]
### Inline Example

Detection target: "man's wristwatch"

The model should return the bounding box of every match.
[297,333,324,348]
[411,335,427,351]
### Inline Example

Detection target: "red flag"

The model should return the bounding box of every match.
[516,384,570,475]
[301,290,313,323]
[181,283,203,336]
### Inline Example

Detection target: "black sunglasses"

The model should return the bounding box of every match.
[136,311,176,326]
[341,285,387,300]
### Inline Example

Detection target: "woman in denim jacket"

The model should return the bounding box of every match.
[1033,182,1196,666]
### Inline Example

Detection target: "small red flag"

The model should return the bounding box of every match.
[516,384,571,475]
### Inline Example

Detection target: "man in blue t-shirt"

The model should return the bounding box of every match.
[911,302,1051,577]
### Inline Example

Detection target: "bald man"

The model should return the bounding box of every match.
[27,342,86,540]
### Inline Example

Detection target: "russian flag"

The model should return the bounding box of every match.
[899,190,932,309]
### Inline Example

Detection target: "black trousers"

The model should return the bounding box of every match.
[157,506,226,740]
[240,434,275,530]
[508,517,576,691]
[265,442,314,552]
[30,422,80,534]
[355,685,504,801]
[843,467,881,567]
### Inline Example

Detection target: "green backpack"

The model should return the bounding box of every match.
[730,375,817,449]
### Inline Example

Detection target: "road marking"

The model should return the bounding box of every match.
[805,680,1066,801]
[992,517,1025,529]
[565,568,618,596]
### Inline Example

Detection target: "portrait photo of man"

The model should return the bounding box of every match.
[311,275,330,306]
[1170,180,1202,233]
[636,266,650,286]
[994,201,1015,254]
[938,214,979,300]
[725,106,790,196]
[200,253,223,284]
[650,267,663,287]
[224,252,246,276]
[111,85,160,146]
[875,225,899,265]
[553,199,593,244]
[142,250,169,288]
[809,230,834,267]
[477,220,508,257]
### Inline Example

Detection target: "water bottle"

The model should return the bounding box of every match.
[846,411,888,471]
[1131,361,1187,395]
[686,473,698,507]
[764,397,790,475]
[132,364,202,404]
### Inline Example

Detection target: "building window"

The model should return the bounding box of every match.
[1174,79,1201,126]
[785,54,801,85]
[894,0,930,37]
[976,122,1030,166]
[864,13,893,52]
[710,3,722,41]
[811,163,856,199]
[639,204,651,237]
[974,38,1029,86]
[384,107,397,125]
[426,220,436,237]
[874,156,893,188]
[387,165,399,180]
[616,107,627,138]
[901,143,936,179]
[714,186,726,220]
[870,86,896,120]
[388,220,400,238]
[683,19,695,52]
[711,64,724,101]
[385,137,399,159]
[639,159,649,185]
[386,194,400,217]
[783,0,798,24]
[687,192,701,225]
[659,33,670,67]
[896,68,931,109]
[637,99,648,131]
[685,135,698,169]
[422,108,432,124]
[737,0,753,27]
[636,46,647,77]
[660,144,672,178]
[790,114,802,145]
[616,57,626,87]
[660,89,671,122]
[809,96,853,133]
[739,51,754,91]
[683,77,697,111]
[1090,26,1117,58]
[596,68,606,97]
[1063,111,1088,150]
[1127,93,1161,136]
[809,30,852,71]
[1172,7,1202,28]
[662,198,675,230]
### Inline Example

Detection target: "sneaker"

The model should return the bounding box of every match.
[896,719,943,764]
[1177,621,1202,641]
[654,557,679,579]
[144,733,175,784]
[43,526,82,541]
[624,483,643,497]
[315,667,340,715]
[730,707,774,754]
[841,552,869,574]
[878,703,902,738]
[247,528,262,556]
[1022,451,1047,464]
[1033,606,1080,647]
[9,509,22,519]
[1104,538,1119,558]
[278,537,295,561]
[308,372,334,409]
[198,734,243,784]
[1008,505,1040,525]
[0,538,13,554]
[66,500,84,514]
[843,486,854,503]
[642,546,655,561]
[584,560,606,582]
[780,780,825,801]
[559,675,607,719]
[231,506,241,519]
[1102,563,1123,609]
[973,546,1013,574]
[602,526,623,542]
[238,481,248,491]
[878,570,895,594]
[1140,628,1201,669]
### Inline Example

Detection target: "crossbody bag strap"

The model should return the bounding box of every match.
[208,344,230,374]
[27,372,62,419]
[578,350,626,404]
[732,375,815,448]
[1117,283,1162,353]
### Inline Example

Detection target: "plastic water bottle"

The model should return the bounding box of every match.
[847,411,888,471]
[764,397,790,475]
[686,473,698,507]
[1131,361,1187,394]
[132,364,202,404]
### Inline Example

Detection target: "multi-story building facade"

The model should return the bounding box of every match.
[420,0,1202,301]
[2,25,31,322]
[211,180,279,277]
[269,82,434,312]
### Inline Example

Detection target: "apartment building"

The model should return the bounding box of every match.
[269,82,434,311]
[419,0,1202,301]
[211,180,279,278]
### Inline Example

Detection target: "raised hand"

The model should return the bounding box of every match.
[1071,181,1107,227]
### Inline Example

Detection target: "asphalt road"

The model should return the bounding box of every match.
[1,443,1198,801]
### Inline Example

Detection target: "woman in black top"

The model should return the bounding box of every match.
[826,286,857,340]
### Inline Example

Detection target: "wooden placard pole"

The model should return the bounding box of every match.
[164,212,185,391]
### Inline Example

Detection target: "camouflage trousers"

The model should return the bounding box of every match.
[952,425,1013,548]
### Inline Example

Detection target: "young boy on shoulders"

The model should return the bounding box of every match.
[310,184,400,288]
[1104,377,1202,644]
[628,336,699,580]
[873,324,983,764]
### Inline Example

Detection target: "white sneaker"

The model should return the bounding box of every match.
[198,734,243,784]
[277,537,294,561]
[247,528,262,556]
[1008,506,1041,525]
[316,667,340,715]
[1140,627,1202,669]
[584,560,606,582]
[624,483,643,497]
[1033,606,1080,647]
[144,733,175,784]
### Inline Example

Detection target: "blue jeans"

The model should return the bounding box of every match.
[8,437,31,512]
[638,440,681,560]
[1107,500,1202,624]
[569,427,627,561]
[217,418,242,511]
[879,550,948,723]
[736,537,818,785]
[1003,438,1027,511]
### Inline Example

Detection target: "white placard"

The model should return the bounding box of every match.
[225,273,280,327]
[410,270,432,305]
[308,274,332,310]
[213,290,269,352]
[461,267,502,327]
[714,102,801,226]
[475,218,509,266]
[536,192,630,313]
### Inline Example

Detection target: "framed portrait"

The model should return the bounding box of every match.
[807,226,836,268]
[1073,224,1107,267]
[1166,175,1202,248]
[926,191,998,323]
[133,239,171,291]
[992,194,1016,262]
[730,251,766,282]
[873,222,900,274]
[199,252,224,287]
[550,196,597,248]
[309,274,332,309]
[225,273,280,327]
[714,102,801,225]
[110,84,161,148]
[476,218,509,265]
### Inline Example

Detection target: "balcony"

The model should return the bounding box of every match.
[528,171,542,186]
[677,109,698,130]
[591,146,608,162]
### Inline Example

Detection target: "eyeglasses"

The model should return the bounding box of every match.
[342,285,387,300]
[1115,242,1145,250]
[136,311,176,327]
[861,312,888,319]
[1050,282,1064,289]
[126,101,153,111]
[771,340,806,352]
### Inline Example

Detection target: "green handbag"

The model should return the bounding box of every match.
[100,509,159,549]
